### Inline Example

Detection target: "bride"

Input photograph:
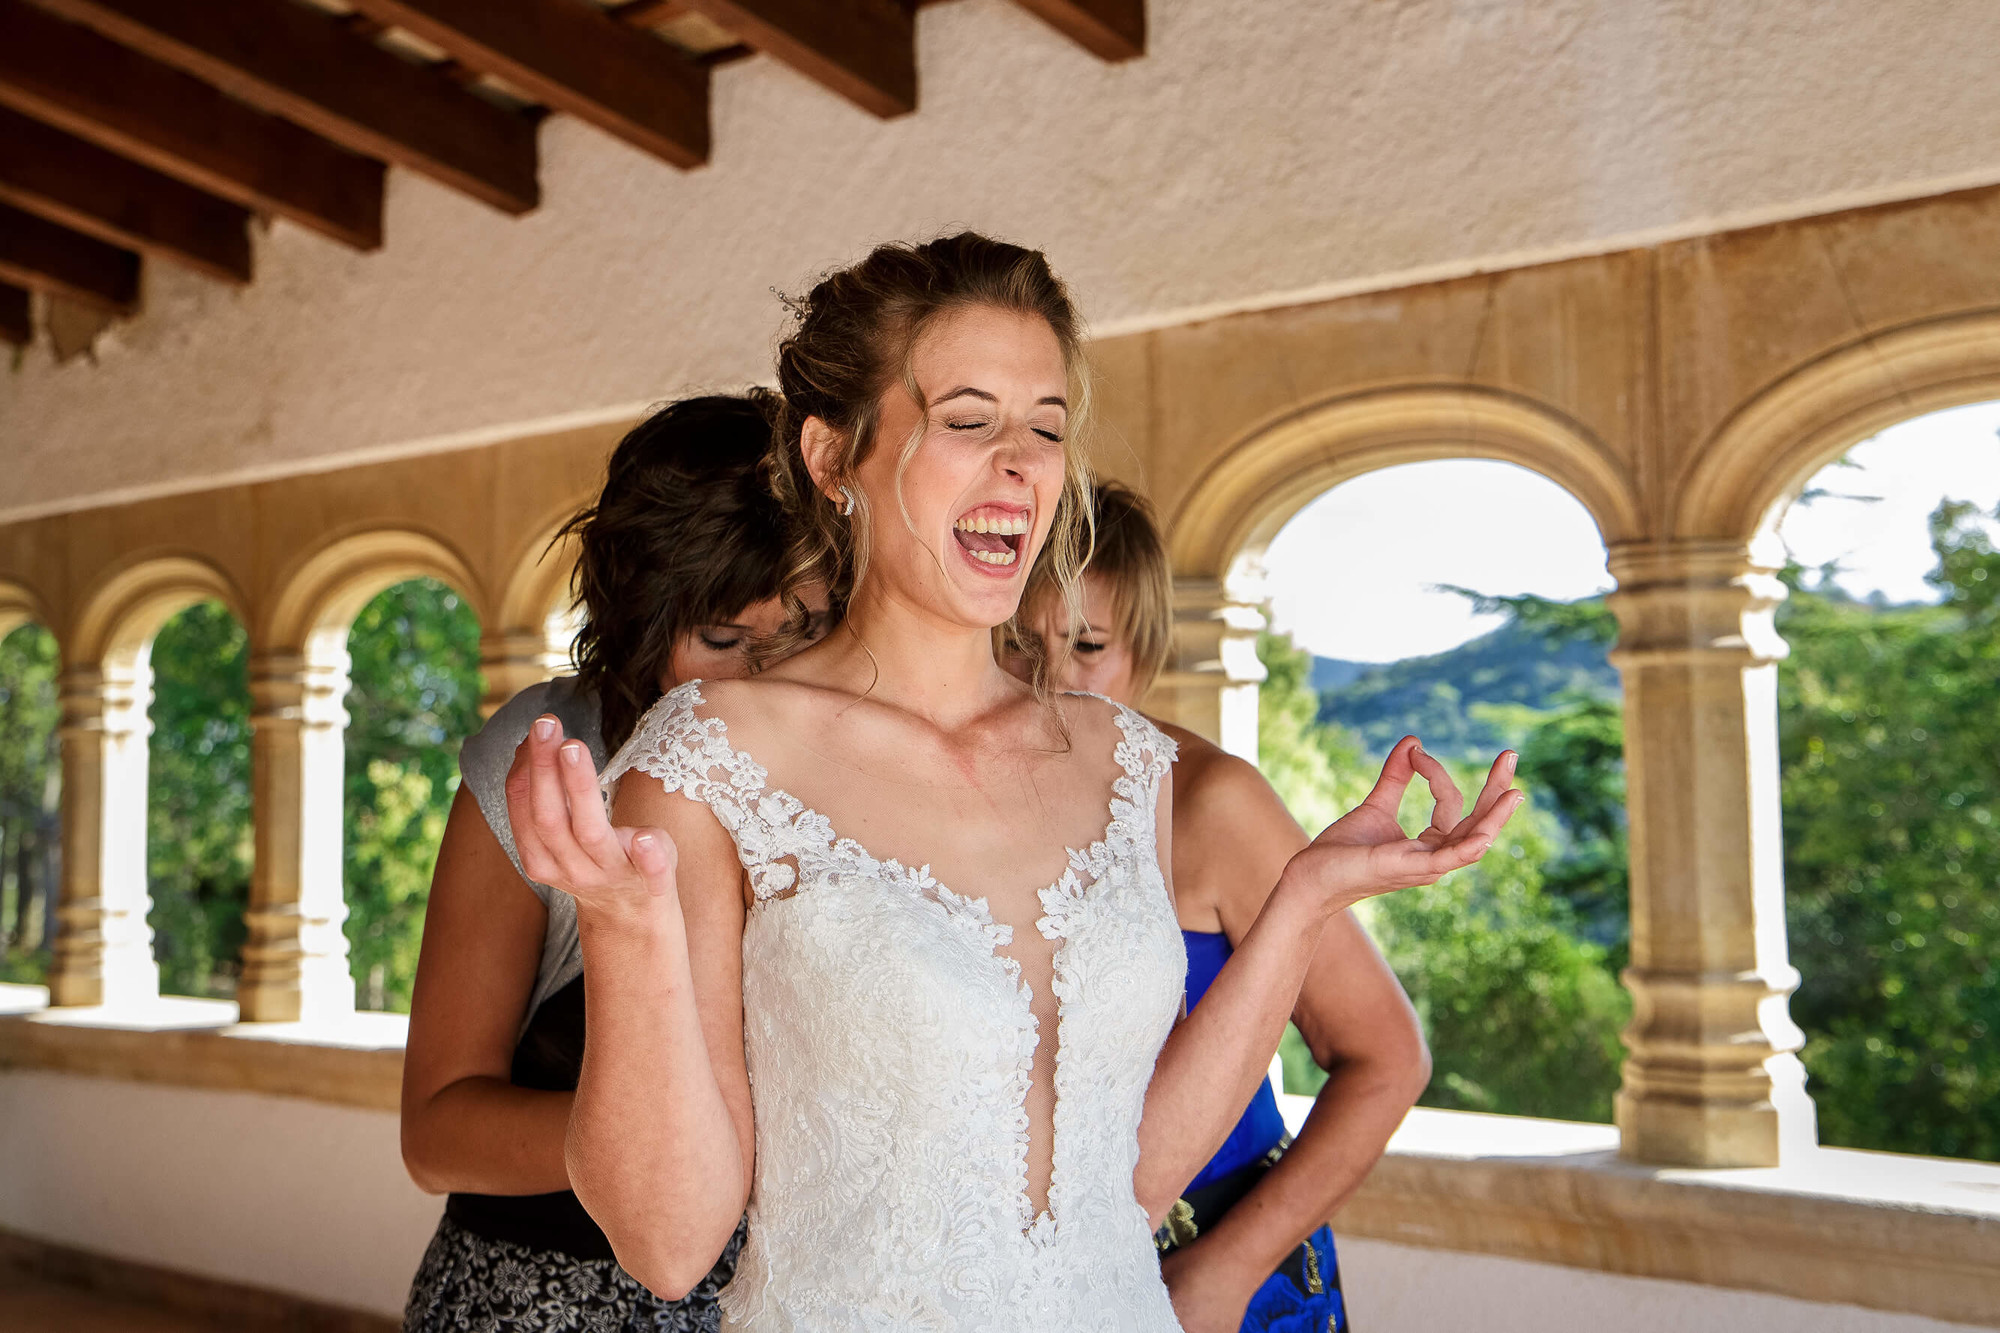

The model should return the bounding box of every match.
[511,233,1520,1330]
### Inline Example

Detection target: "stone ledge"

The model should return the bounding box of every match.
[6,987,1996,1326]
[1292,1099,2000,1328]
[0,985,403,1112]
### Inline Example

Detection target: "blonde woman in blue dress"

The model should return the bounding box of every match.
[508,233,1521,1331]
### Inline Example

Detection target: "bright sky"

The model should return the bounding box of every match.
[1262,401,2000,663]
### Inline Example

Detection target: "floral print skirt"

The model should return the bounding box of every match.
[403,1214,745,1333]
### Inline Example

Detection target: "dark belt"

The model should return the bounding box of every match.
[1155,1137,1320,1293]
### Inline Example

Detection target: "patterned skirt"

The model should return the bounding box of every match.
[404,1214,745,1333]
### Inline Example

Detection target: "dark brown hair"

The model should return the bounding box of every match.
[759,232,1096,686]
[562,392,788,751]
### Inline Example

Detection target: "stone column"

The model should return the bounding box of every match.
[48,661,160,1007]
[479,628,564,719]
[238,651,355,1022]
[1148,577,1266,762]
[1607,540,1817,1167]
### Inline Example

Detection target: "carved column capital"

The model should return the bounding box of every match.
[1148,577,1266,761]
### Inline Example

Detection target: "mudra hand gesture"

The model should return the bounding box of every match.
[506,716,677,917]
[1287,735,1524,910]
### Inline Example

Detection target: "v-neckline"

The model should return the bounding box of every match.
[687,684,1155,1241]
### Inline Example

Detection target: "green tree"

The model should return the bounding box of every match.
[341,579,483,1011]
[1777,500,2000,1161]
[1258,629,1629,1122]
[0,622,60,983]
[144,602,253,997]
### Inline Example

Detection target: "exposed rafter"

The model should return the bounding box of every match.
[0,201,140,311]
[0,0,383,250]
[347,0,711,169]
[1014,0,1143,61]
[30,0,540,216]
[0,107,251,284]
[679,0,916,118]
[0,281,28,346]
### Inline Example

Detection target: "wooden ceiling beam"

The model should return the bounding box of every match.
[31,0,539,216]
[611,0,688,24]
[0,0,383,250]
[346,0,710,169]
[0,107,251,285]
[679,0,916,118]
[0,201,140,312]
[0,281,29,346]
[1012,0,1142,61]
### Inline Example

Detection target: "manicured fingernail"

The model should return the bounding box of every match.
[533,717,556,741]
[560,741,582,766]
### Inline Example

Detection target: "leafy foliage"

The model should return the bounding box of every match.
[1777,501,2000,1160]
[341,579,483,1011]
[1260,630,1629,1122]
[0,623,60,983]
[144,603,253,997]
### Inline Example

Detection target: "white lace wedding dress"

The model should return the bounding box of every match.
[602,681,1187,1332]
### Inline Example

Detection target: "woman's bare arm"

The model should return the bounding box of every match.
[1159,754,1433,1327]
[400,786,573,1196]
[518,726,755,1300]
[1135,738,1517,1225]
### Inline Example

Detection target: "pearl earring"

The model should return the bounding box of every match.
[839,485,857,517]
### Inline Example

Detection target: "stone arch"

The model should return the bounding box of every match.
[69,554,246,669]
[236,527,481,1021]
[1674,308,2000,550]
[489,509,585,709]
[1152,384,1639,759]
[265,527,484,663]
[1167,384,1644,590]
[51,554,247,1007]
[0,577,50,641]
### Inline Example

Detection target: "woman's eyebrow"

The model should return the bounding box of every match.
[933,386,997,406]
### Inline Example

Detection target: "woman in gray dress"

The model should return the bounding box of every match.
[398,391,829,1332]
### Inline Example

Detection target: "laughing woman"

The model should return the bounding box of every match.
[510,234,1520,1331]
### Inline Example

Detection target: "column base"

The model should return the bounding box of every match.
[1617,1052,1817,1167]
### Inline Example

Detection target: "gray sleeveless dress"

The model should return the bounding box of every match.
[457,675,602,1026]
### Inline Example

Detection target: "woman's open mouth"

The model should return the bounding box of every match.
[952,505,1030,574]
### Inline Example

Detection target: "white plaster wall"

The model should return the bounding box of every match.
[6,0,2000,520]
[1339,1238,1992,1333]
[0,1070,441,1317]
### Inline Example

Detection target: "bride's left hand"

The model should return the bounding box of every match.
[1282,735,1523,913]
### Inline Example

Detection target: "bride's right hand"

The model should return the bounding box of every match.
[505,715,678,916]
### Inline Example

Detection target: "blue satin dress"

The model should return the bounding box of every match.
[1184,930,1349,1333]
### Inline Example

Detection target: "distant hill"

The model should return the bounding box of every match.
[1312,620,1618,758]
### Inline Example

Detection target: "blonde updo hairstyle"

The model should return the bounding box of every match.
[762,232,1096,690]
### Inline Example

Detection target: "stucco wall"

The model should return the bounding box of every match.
[6,0,2000,521]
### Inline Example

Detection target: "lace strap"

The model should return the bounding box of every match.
[599,681,803,900]
[1107,702,1177,805]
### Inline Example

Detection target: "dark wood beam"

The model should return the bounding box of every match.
[680,0,915,117]
[0,281,29,346]
[31,0,539,216]
[0,201,139,311]
[0,0,383,250]
[611,0,688,24]
[1012,0,1142,61]
[0,106,250,284]
[347,0,710,169]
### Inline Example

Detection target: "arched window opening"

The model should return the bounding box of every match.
[1773,401,2000,1162]
[343,577,482,1011]
[0,622,60,987]
[1257,459,1626,1123]
[144,601,253,999]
